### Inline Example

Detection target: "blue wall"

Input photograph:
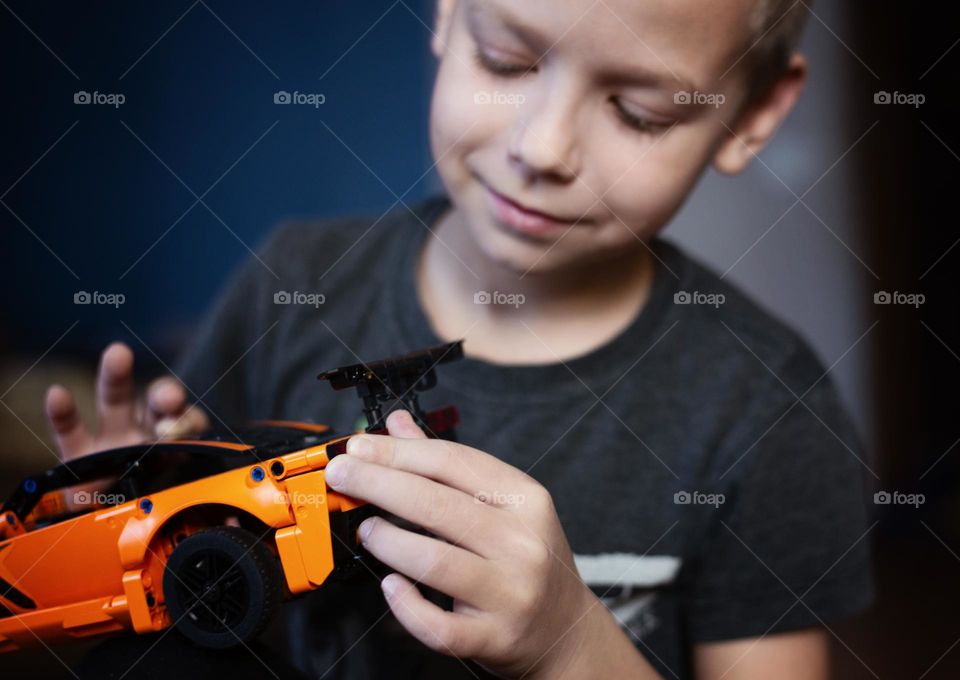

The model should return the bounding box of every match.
[1,1,439,358]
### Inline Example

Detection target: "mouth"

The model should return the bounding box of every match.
[480,181,586,238]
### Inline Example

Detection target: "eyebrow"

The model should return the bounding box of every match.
[466,1,701,96]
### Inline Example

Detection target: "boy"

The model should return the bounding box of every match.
[44,0,873,677]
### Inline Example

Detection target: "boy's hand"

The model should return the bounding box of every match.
[44,342,209,462]
[324,409,604,679]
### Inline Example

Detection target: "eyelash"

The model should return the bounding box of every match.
[612,100,668,134]
[472,46,668,135]
[473,47,535,77]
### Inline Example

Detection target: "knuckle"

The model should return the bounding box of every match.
[383,436,401,467]
[433,442,455,471]
[513,585,542,618]
[419,550,451,587]
[517,533,551,569]
[415,486,452,529]
[427,621,460,653]
[527,483,554,511]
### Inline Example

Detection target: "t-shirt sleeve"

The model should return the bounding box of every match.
[684,341,876,641]
[172,225,295,424]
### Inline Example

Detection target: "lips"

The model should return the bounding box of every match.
[482,182,584,237]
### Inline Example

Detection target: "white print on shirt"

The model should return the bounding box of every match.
[574,554,682,640]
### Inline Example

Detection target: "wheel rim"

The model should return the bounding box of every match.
[175,549,251,633]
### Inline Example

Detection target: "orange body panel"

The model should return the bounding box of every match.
[0,430,364,653]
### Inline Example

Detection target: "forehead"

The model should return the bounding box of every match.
[465,0,758,88]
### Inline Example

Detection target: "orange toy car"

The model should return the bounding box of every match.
[0,341,462,652]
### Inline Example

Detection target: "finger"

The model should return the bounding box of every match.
[346,432,531,507]
[385,409,427,439]
[45,384,93,461]
[146,376,188,419]
[95,342,137,437]
[155,405,210,439]
[325,456,498,556]
[380,572,486,658]
[359,516,488,605]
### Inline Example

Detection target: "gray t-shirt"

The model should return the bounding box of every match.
[175,194,875,679]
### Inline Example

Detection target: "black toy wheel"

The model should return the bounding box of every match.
[163,526,282,649]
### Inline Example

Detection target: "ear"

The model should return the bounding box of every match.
[713,52,808,175]
[431,0,457,58]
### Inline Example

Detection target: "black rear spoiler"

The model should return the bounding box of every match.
[318,340,464,436]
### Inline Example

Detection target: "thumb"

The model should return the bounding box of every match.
[385,409,427,439]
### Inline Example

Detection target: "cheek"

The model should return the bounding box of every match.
[594,127,717,241]
[429,60,515,168]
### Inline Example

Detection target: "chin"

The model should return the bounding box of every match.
[476,214,592,277]
[457,198,554,273]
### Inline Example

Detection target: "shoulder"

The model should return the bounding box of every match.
[260,205,404,269]
[646,239,866,482]
[655,238,828,398]
[250,194,446,291]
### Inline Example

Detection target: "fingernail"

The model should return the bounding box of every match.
[358,517,375,542]
[325,457,348,487]
[381,574,400,598]
[347,435,374,458]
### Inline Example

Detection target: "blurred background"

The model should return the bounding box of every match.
[1,1,958,677]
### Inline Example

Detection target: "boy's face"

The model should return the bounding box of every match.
[429,0,772,274]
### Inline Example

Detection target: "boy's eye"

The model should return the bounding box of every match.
[473,47,536,77]
[611,97,670,134]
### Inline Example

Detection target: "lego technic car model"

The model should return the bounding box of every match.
[0,341,463,652]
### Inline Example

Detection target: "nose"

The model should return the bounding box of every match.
[507,88,581,183]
